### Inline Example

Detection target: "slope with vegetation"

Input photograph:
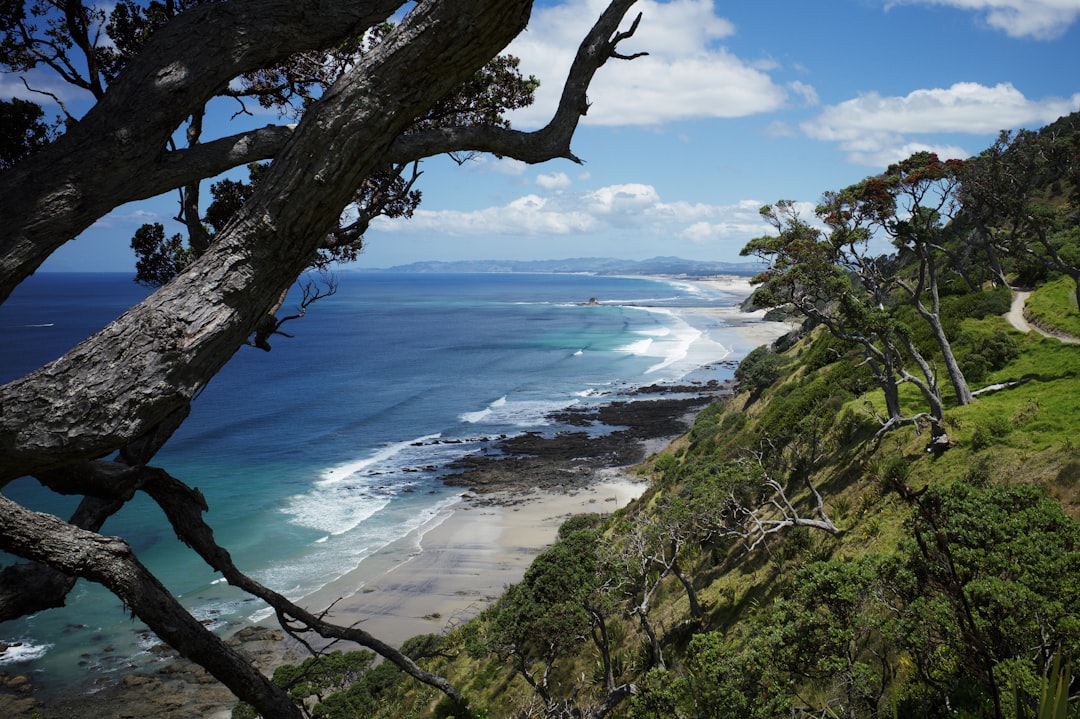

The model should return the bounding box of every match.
[240,112,1080,719]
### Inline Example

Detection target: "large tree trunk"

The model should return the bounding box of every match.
[0,495,304,719]
[0,0,409,305]
[0,0,646,713]
[0,0,534,482]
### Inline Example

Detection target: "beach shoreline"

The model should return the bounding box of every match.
[293,474,651,650]
[16,276,796,718]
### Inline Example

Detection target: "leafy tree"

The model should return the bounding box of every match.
[0,97,54,170]
[831,152,975,405]
[766,558,895,717]
[742,200,950,445]
[960,119,1080,306]
[471,527,634,718]
[0,2,647,716]
[887,481,1080,719]
[628,631,795,719]
[733,344,787,397]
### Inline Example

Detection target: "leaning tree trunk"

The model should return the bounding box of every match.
[0,0,534,482]
[0,0,407,305]
[0,496,304,719]
[0,0,649,713]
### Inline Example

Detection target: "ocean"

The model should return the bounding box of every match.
[0,270,758,694]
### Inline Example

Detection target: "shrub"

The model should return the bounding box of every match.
[734,345,787,396]
[955,326,1020,383]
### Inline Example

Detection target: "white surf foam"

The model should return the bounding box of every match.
[317,434,443,487]
[0,640,52,665]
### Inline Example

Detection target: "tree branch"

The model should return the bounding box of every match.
[0,0,406,304]
[0,494,303,719]
[0,0,643,482]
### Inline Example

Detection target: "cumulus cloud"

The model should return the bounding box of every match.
[504,0,788,128]
[370,183,777,255]
[535,171,572,190]
[803,82,1080,166]
[678,200,816,244]
[885,0,1080,39]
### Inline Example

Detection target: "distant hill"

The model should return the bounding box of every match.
[355,256,763,277]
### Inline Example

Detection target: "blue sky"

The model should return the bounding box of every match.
[22,0,1080,271]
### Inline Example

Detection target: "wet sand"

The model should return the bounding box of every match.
[296,476,648,648]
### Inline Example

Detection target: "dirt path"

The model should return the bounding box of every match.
[1005,289,1080,344]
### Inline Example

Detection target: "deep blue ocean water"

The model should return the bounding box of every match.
[0,271,752,694]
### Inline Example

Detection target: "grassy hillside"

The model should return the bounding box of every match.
[232,111,1080,717]
[235,279,1080,719]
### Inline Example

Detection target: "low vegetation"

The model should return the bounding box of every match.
[235,117,1080,718]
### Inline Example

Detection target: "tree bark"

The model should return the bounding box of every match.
[0,0,647,712]
[0,0,410,304]
[0,494,303,719]
[0,0,644,483]
[0,0,536,481]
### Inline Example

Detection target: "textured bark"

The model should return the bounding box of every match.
[0,0,643,482]
[0,494,303,719]
[0,0,404,303]
[0,0,535,480]
[0,0,645,713]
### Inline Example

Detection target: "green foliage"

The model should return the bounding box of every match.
[955,323,1021,383]
[944,285,1014,320]
[1034,651,1074,719]
[471,529,603,679]
[130,222,192,288]
[756,373,853,441]
[970,414,1014,450]
[557,512,604,539]
[0,97,54,170]
[892,483,1080,713]
[733,345,788,396]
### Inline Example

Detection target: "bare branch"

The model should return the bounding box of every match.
[0,493,303,718]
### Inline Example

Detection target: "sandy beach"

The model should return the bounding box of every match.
[290,276,796,649]
[296,475,649,648]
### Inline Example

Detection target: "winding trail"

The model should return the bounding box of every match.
[1005,289,1080,344]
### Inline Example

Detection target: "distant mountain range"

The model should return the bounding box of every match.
[356,256,762,277]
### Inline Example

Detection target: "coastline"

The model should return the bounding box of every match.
[296,277,798,646]
[293,475,650,649]
[16,275,796,718]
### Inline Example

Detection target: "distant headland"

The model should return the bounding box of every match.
[352,256,762,277]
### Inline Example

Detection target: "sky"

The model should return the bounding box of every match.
[21,0,1080,272]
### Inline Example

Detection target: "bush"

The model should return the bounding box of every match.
[970,415,1012,450]
[734,345,787,396]
[955,326,1020,382]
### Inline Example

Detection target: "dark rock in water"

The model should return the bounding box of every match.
[443,384,734,497]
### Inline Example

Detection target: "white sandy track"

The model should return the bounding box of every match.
[1006,289,1079,344]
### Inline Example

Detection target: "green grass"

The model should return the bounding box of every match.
[1025,276,1080,338]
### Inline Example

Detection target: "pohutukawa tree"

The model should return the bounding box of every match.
[839,153,974,406]
[0,1,647,716]
[959,124,1080,306]
[742,200,951,443]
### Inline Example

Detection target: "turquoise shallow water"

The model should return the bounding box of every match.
[0,271,752,695]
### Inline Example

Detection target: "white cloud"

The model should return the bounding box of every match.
[535,171,572,190]
[788,81,819,107]
[0,70,94,111]
[370,183,777,254]
[803,82,1080,166]
[886,0,1080,39]
[504,0,787,128]
[678,200,814,244]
